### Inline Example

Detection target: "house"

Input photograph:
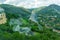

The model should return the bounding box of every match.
[0,7,7,24]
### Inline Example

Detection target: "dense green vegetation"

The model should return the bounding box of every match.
[0,4,60,40]
[34,4,60,30]
[0,4,31,19]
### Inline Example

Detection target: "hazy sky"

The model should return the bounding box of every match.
[0,0,60,8]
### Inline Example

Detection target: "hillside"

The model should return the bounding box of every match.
[0,4,31,19]
[0,4,60,40]
[34,4,60,30]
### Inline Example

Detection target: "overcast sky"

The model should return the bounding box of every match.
[0,0,60,8]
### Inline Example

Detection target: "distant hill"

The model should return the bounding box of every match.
[28,6,46,12]
[0,4,31,19]
[32,4,60,30]
[0,4,60,30]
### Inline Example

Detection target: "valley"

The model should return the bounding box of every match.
[0,4,60,40]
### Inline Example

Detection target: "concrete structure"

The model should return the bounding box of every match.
[0,7,7,24]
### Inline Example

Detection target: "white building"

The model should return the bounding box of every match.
[0,7,7,24]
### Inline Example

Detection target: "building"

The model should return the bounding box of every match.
[0,7,7,24]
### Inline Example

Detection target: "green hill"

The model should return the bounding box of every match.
[0,4,31,19]
[0,4,60,40]
[34,4,60,30]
